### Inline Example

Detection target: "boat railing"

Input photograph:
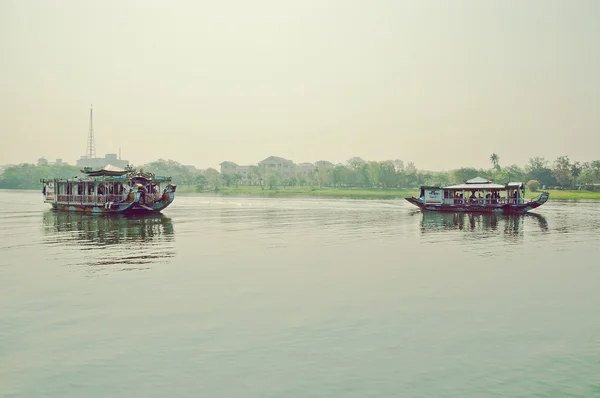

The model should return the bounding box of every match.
[55,194,129,204]
[448,198,527,205]
[107,194,127,202]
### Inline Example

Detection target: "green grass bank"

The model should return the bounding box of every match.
[176,185,600,201]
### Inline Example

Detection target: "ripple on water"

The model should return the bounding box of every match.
[1,192,600,397]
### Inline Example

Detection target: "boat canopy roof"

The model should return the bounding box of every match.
[440,177,524,191]
[465,177,490,184]
[81,164,130,177]
[41,165,172,184]
[443,182,507,190]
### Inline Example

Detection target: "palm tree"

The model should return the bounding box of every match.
[489,153,500,171]
[489,153,501,180]
[571,162,582,189]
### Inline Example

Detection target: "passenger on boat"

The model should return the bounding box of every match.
[469,191,477,204]
[454,192,462,204]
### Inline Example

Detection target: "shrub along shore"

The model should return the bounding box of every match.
[176,185,600,200]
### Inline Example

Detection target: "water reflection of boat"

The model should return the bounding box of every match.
[42,210,174,246]
[419,211,548,234]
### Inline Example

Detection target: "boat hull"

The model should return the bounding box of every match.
[50,203,137,214]
[405,192,549,215]
[47,190,143,214]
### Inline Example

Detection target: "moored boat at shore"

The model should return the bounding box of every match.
[405,177,549,214]
[41,165,177,214]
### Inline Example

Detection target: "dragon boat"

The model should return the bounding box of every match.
[41,165,177,214]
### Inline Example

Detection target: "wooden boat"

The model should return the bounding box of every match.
[41,165,177,214]
[405,177,549,214]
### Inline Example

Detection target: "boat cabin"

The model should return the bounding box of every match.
[419,177,526,206]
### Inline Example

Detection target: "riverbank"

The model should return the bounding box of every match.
[176,185,600,200]
[177,185,417,199]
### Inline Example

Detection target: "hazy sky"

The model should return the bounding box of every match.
[1,0,599,171]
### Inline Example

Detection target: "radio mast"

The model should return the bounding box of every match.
[86,104,96,158]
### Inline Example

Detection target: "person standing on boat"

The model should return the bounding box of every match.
[469,191,477,204]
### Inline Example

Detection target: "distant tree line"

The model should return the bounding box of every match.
[2,155,600,191]
[0,163,81,189]
[211,155,600,192]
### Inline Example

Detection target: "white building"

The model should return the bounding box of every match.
[315,160,335,169]
[76,153,130,169]
[219,156,336,185]
[296,162,316,174]
[258,156,295,175]
[220,162,255,184]
[219,161,240,175]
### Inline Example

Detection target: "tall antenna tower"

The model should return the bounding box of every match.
[86,104,96,158]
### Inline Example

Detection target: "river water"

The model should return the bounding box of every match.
[1,189,599,397]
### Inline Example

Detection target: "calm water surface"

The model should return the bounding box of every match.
[1,190,599,397]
